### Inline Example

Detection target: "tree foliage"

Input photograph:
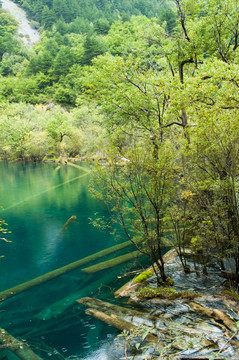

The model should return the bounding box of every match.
[81,0,239,279]
[0,0,239,280]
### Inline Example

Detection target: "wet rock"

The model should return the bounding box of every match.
[112,251,239,358]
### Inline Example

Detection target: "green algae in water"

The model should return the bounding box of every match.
[0,161,148,359]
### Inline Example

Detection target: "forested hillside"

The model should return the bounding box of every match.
[12,0,175,30]
[0,0,176,103]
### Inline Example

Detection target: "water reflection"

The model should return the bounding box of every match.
[0,162,112,286]
[0,161,144,359]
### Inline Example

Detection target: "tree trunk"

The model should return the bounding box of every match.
[189,302,237,332]
[0,240,135,302]
[0,328,44,360]
[85,308,158,343]
[81,250,143,274]
[77,296,157,320]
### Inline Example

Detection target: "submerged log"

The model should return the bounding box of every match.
[77,297,156,320]
[77,298,218,342]
[78,297,169,345]
[58,215,76,235]
[0,328,43,360]
[0,240,134,302]
[86,308,136,332]
[189,302,237,332]
[67,163,90,171]
[35,266,121,320]
[85,308,158,343]
[35,289,87,320]
[82,250,143,274]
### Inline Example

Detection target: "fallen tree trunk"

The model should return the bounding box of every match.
[81,250,143,274]
[189,302,237,332]
[67,163,90,171]
[77,298,219,342]
[85,308,158,343]
[0,240,134,302]
[0,328,43,360]
[78,297,160,343]
[35,267,121,320]
[77,297,156,320]
[58,215,76,235]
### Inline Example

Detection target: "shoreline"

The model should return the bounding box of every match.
[78,248,239,359]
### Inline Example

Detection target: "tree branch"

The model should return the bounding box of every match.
[162,121,185,128]
[175,0,190,42]
[179,58,194,84]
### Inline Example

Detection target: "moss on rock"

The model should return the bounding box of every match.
[133,270,153,284]
[137,286,180,300]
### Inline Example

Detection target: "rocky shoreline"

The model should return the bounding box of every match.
[78,249,239,359]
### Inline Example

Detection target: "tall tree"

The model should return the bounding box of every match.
[91,140,175,284]
[81,35,106,65]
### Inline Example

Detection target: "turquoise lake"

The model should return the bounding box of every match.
[0,161,148,359]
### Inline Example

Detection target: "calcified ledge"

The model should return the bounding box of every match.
[114,248,178,298]
[77,296,237,360]
[77,249,239,359]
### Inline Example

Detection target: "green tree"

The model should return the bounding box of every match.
[182,105,239,274]
[81,35,106,65]
[55,17,68,35]
[33,0,44,23]
[94,18,110,34]
[159,6,177,34]
[79,0,239,279]
[53,46,75,77]
[0,53,24,76]
[0,10,18,60]
[41,5,55,29]
[91,140,175,284]
[52,0,68,20]
[53,84,76,105]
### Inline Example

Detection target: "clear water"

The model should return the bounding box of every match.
[0,161,146,359]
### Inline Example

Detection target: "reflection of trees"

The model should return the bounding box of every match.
[0,161,106,272]
[0,162,90,212]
